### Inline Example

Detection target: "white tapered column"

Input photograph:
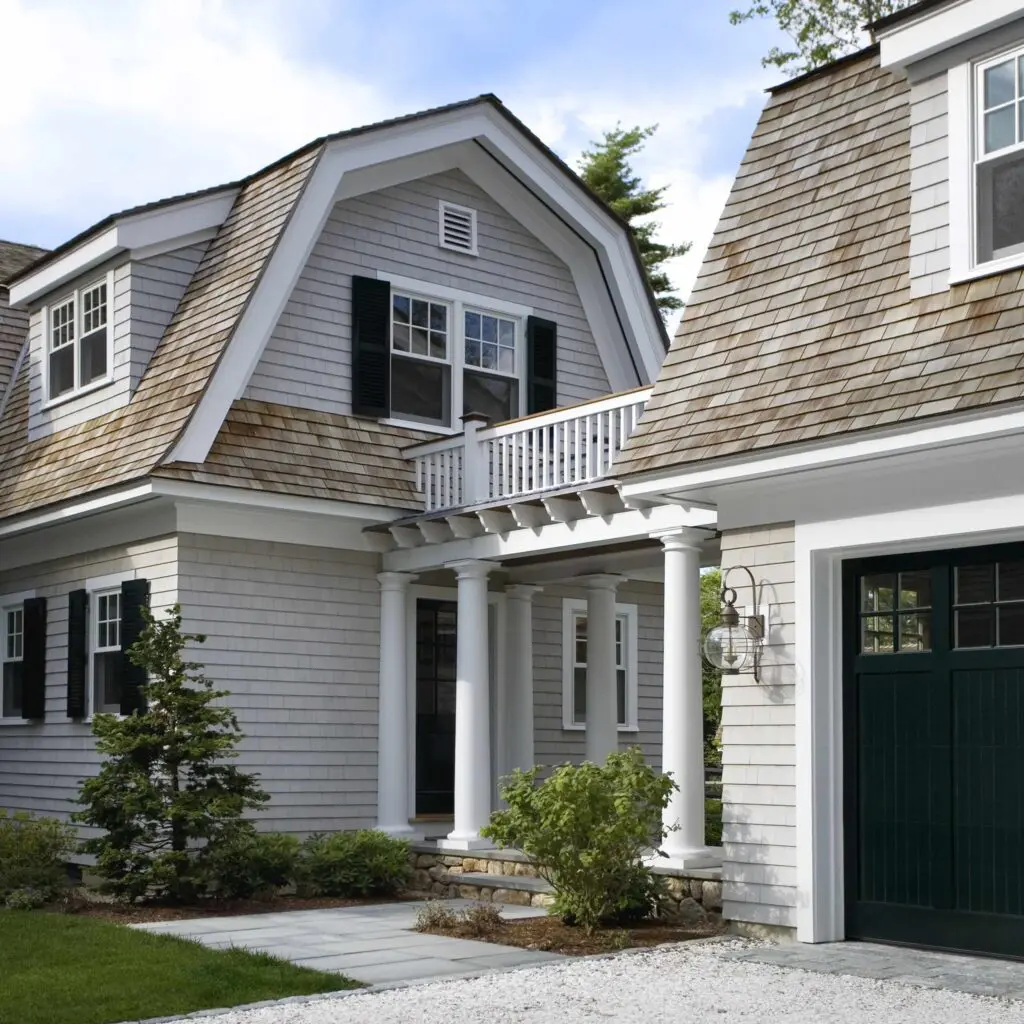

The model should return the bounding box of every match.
[376,571,421,838]
[585,574,623,765]
[440,559,494,850]
[657,532,720,868]
[505,585,542,774]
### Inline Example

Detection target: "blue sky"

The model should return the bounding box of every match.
[0,0,786,321]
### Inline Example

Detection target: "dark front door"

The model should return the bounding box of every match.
[844,545,1024,957]
[415,599,457,816]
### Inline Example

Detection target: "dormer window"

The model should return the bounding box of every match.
[976,50,1024,264]
[45,274,113,403]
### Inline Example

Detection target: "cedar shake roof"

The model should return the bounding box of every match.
[155,399,425,510]
[0,240,47,285]
[0,146,319,520]
[0,243,47,402]
[617,51,1024,481]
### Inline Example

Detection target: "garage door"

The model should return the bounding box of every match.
[844,545,1024,957]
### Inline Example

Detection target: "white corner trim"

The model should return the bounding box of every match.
[878,0,1024,70]
[380,272,534,320]
[947,61,973,283]
[560,596,639,732]
[9,191,236,307]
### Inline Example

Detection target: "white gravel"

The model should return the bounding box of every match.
[191,938,1024,1024]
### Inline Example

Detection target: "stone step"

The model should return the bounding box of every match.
[458,872,552,894]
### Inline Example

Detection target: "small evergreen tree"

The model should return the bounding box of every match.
[75,606,268,902]
[578,125,690,314]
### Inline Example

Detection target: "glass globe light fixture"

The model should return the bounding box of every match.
[702,571,766,682]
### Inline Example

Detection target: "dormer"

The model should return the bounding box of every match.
[876,0,1024,292]
[7,188,236,439]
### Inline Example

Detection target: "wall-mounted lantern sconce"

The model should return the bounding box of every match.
[703,566,766,682]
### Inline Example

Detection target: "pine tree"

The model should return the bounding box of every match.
[578,125,690,314]
[729,0,915,76]
[75,606,268,902]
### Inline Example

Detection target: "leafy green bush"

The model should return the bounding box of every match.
[481,748,676,933]
[297,830,411,897]
[0,810,76,903]
[5,887,49,911]
[205,829,301,900]
[705,799,723,847]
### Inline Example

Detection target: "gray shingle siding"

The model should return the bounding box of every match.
[908,72,950,298]
[244,169,609,416]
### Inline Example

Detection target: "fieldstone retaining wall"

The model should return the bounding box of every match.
[407,847,723,923]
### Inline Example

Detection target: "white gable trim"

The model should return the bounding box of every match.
[168,106,663,465]
[9,190,237,307]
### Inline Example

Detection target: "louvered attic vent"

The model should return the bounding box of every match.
[438,200,478,255]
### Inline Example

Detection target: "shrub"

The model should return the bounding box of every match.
[458,902,503,936]
[481,748,676,933]
[0,810,76,904]
[705,799,723,847]
[4,887,49,911]
[414,900,457,932]
[74,607,269,903]
[205,829,300,900]
[298,830,411,898]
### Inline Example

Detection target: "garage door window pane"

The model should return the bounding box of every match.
[999,560,1024,601]
[957,565,995,604]
[862,575,895,612]
[862,615,894,653]
[899,571,931,609]
[999,605,1024,646]
[898,612,931,652]
[957,606,995,648]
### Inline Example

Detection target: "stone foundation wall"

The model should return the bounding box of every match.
[408,848,723,923]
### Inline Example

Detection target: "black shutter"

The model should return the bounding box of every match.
[352,275,391,418]
[66,590,88,718]
[526,316,557,414]
[21,598,47,719]
[118,579,150,716]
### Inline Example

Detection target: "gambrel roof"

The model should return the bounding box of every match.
[618,49,1024,481]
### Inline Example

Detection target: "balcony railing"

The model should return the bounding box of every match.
[405,387,653,512]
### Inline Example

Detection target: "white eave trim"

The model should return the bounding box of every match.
[619,405,1024,500]
[9,190,237,306]
[878,0,1024,70]
[0,484,157,540]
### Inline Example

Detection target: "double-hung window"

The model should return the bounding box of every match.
[46,274,112,402]
[92,590,122,715]
[388,282,525,430]
[562,598,638,732]
[2,604,24,719]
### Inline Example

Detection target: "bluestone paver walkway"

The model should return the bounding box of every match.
[133,899,563,987]
[726,940,1024,1000]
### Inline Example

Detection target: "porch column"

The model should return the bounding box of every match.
[440,559,495,850]
[505,584,542,774]
[585,574,623,765]
[657,532,720,868]
[376,571,421,838]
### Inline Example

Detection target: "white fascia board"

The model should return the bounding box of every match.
[150,478,403,523]
[380,502,717,573]
[618,405,1024,502]
[878,0,1024,69]
[9,190,237,307]
[0,484,156,539]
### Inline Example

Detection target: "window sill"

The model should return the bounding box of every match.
[950,249,1024,286]
[41,376,115,412]
[0,717,33,726]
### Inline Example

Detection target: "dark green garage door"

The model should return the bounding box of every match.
[844,545,1024,957]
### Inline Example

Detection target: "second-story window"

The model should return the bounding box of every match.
[389,288,523,430]
[46,277,111,402]
[976,49,1024,264]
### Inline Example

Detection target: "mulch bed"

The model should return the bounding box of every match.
[55,891,422,924]
[422,914,724,956]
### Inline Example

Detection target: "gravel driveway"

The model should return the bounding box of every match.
[196,939,1024,1024]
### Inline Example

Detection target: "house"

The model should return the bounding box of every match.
[0,97,719,878]
[616,0,1024,957]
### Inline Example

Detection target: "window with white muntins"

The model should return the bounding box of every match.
[389,283,525,429]
[561,598,638,732]
[2,604,24,719]
[92,590,121,715]
[45,273,113,404]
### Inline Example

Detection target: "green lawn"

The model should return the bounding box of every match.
[0,910,357,1024]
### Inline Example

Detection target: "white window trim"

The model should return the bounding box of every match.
[82,571,135,721]
[949,47,1024,284]
[560,597,639,733]
[438,200,479,256]
[0,590,36,725]
[378,273,533,435]
[40,269,116,409]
